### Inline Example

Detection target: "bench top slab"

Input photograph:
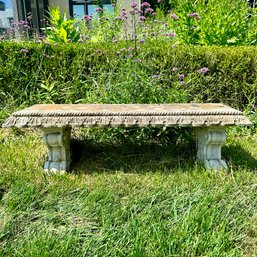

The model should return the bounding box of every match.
[3,103,252,128]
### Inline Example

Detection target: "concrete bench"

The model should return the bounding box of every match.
[2,103,252,173]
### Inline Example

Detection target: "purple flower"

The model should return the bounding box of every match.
[157,0,163,2]
[131,2,137,8]
[178,74,185,80]
[198,67,209,75]
[140,16,146,22]
[83,15,92,22]
[115,16,122,20]
[96,7,103,12]
[171,13,179,20]
[179,80,185,85]
[135,59,142,63]
[167,32,175,37]
[188,12,201,20]
[20,48,29,53]
[141,2,151,8]
[145,8,153,14]
[121,7,126,11]
[129,10,136,15]
[112,38,118,44]
[121,11,128,18]
[152,74,159,79]
[152,12,157,16]
[137,47,141,51]
[139,38,145,44]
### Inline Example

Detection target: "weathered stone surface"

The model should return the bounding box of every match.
[2,104,252,172]
[2,103,252,128]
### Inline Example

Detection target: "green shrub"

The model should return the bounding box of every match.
[167,0,257,45]
[0,41,256,115]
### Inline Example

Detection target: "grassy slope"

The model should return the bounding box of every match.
[0,127,257,257]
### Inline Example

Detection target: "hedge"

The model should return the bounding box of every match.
[0,41,256,120]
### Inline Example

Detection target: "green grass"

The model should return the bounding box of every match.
[0,127,257,257]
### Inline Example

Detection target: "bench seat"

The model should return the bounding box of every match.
[2,103,252,172]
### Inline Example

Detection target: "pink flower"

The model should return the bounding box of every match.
[130,10,136,15]
[20,48,29,53]
[167,32,175,37]
[171,13,179,20]
[131,2,137,8]
[198,67,209,75]
[141,2,151,8]
[178,74,185,80]
[188,12,201,20]
[96,7,103,12]
[140,16,146,22]
[145,8,153,14]
[83,15,92,22]
[121,11,128,18]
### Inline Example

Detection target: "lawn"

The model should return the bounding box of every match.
[0,1,257,256]
[0,127,257,257]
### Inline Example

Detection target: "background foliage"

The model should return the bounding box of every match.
[0,41,256,121]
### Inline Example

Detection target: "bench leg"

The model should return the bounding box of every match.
[195,127,228,170]
[42,127,71,173]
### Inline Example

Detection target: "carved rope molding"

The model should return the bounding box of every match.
[11,110,243,117]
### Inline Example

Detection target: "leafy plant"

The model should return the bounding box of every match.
[168,0,257,45]
[45,7,80,43]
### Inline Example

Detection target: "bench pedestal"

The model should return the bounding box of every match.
[42,127,71,173]
[195,127,228,170]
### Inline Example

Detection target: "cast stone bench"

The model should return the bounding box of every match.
[2,103,252,172]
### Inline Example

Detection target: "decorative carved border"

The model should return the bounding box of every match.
[3,114,252,128]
